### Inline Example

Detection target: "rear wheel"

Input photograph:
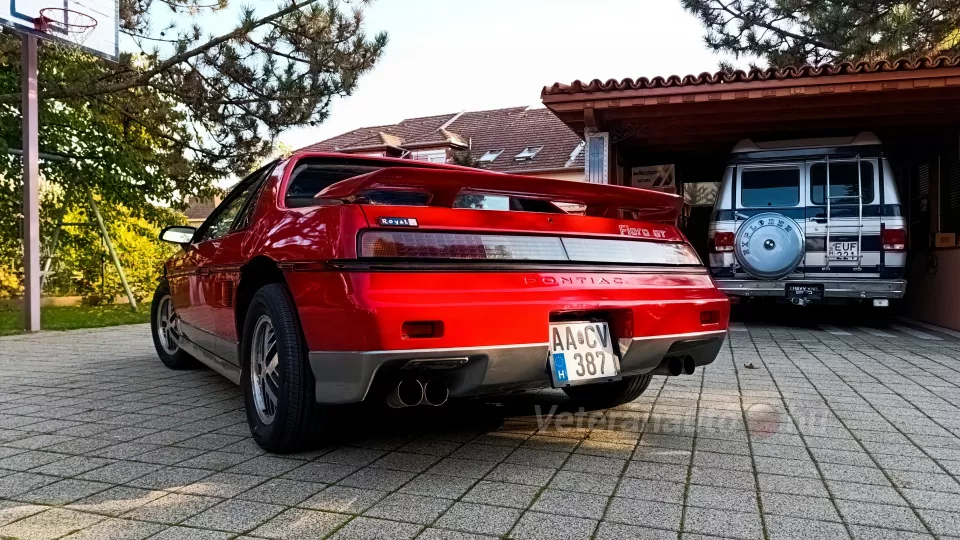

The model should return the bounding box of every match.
[562,375,652,410]
[150,282,196,369]
[241,283,326,453]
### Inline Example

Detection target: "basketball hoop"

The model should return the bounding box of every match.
[34,8,98,46]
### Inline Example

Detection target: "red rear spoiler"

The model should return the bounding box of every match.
[315,167,682,221]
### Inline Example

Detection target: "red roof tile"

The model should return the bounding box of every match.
[542,55,960,96]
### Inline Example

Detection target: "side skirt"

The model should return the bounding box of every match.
[180,334,242,385]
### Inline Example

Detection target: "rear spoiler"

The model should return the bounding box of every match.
[315,167,682,221]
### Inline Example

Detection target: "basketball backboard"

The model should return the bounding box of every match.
[1,0,118,61]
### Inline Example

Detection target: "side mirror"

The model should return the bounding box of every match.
[159,226,196,246]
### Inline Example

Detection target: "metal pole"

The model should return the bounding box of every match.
[22,34,40,332]
[87,192,138,311]
[41,191,72,290]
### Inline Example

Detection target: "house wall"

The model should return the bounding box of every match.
[905,248,960,331]
[524,170,584,182]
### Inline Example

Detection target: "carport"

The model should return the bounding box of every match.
[541,56,960,331]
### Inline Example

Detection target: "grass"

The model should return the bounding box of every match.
[0,304,151,336]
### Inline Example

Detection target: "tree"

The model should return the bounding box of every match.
[1,0,387,198]
[681,0,960,68]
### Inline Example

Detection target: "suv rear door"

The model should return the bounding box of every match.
[805,158,880,277]
[735,163,806,278]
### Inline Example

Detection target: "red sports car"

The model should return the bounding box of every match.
[153,153,729,452]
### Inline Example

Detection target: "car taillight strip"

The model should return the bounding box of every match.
[360,231,702,266]
[562,237,701,265]
[360,231,568,261]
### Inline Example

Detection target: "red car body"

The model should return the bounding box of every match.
[160,152,729,409]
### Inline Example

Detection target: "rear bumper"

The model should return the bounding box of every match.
[716,278,907,299]
[285,268,730,404]
[308,329,727,404]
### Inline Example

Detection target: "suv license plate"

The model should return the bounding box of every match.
[829,241,859,261]
[549,321,621,387]
[785,284,824,300]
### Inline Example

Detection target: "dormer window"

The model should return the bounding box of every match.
[515,146,543,161]
[478,149,504,163]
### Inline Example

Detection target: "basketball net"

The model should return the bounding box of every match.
[34,8,98,48]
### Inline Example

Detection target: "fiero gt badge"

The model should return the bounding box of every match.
[619,224,667,238]
[378,217,419,227]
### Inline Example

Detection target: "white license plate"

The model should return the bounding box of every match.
[549,321,620,387]
[829,241,859,261]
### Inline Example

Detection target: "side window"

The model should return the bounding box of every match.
[195,163,274,243]
[810,161,875,205]
[740,167,800,208]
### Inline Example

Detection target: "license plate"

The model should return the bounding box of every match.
[786,283,824,300]
[829,241,859,261]
[548,321,621,387]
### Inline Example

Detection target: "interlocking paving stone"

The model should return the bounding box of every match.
[59,517,165,540]
[329,516,421,540]
[0,507,104,540]
[764,515,851,540]
[249,508,349,539]
[509,510,598,540]
[5,321,960,540]
[364,492,451,524]
[461,480,540,509]
[433,502,521,536]
[301,485,387,514]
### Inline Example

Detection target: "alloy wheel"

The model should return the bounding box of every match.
[251,314,280,424]
[156,295,182,354]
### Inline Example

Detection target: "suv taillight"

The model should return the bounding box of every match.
[711,232,735,252]
[882,228,906,251]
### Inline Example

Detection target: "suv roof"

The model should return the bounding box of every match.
[732,132,882,153]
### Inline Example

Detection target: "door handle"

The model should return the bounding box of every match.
[813,214,827,224]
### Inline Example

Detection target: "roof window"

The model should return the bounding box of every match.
[515,146,543,161]
[478,149,504,163]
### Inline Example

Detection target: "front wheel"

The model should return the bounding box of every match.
[150,282,196,369]
[562,374,652,410]
[241,283,326,453]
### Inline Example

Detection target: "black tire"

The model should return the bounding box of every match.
[241,283,325,453]
[562,374,652,410]
[150,281,196,369]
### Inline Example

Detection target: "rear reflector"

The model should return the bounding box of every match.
[360,231,701,266]
[402,321,443,339]
[700,310,720,324]
[711,232,734,252]
[882,228,906,251]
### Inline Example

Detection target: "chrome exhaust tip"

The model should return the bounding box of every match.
[386,379,424,408]
[422,379,449,407]
[683,355,696,375]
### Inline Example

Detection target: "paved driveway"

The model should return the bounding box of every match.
[0,317,959,540]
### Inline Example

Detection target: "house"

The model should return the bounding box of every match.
[185,106,586,223]
[297,106,585,181]
[184,194,222,227]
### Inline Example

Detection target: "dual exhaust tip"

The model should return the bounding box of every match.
[387,379,449,408]
[653,355,697,377]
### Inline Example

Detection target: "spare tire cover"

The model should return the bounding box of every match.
[735,212,804,279]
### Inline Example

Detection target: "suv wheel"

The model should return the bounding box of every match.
[562,374,653,410]
[150,282,195,369]
[241,283,325,453]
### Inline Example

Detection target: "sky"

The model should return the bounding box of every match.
[277,0,745,151]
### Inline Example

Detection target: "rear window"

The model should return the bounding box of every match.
[285,158,566,214]
[740,168,800,207]
[810,161,875,205]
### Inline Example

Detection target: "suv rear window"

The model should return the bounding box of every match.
[810,161,875,205]
[740,167,800,207]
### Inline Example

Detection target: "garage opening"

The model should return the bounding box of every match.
[543,57,960,330]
